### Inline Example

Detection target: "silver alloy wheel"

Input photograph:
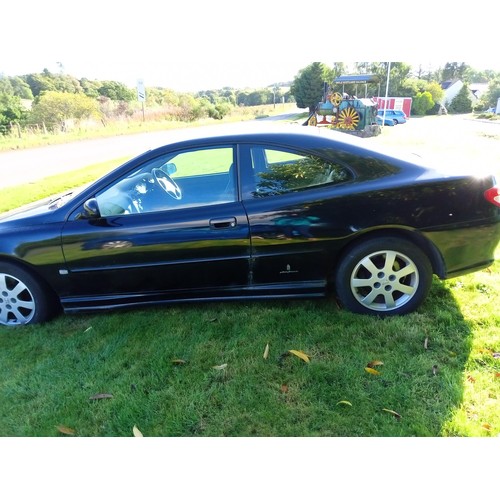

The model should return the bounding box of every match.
[0,272,36,325]
[350,249,419,312]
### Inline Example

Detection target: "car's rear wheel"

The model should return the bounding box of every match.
[334,237,432,316]
[0,263,56,326]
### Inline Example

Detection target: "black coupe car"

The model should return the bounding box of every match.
[1,125,499,326]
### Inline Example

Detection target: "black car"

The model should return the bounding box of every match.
[1,125,499,326]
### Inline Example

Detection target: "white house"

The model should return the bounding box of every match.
[440,79,485,108]
[440,80,464,106]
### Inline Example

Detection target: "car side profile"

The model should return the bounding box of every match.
[377,109,407,124]
[1,125,499,326]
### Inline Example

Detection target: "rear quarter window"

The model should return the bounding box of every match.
[250,147,353,197]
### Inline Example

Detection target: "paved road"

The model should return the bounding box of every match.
[0,108,305,189]
[0,130,187,188]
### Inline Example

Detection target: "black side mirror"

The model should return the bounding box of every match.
[79,198,101,219]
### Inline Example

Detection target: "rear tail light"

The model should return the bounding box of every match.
[485,186,500,208]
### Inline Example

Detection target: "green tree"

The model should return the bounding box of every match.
[442,62,470,82]
[9,76,34,99]
[480,77,500,110]
[448,84,472,113]
[369,62,412,97]
[23,73,57,97]
[80,78,101,98]
[412,91,434,115]
[425,81,444,104]
[291,62,330,113]
[97,81,135,101]
[30,91,100,129]
[0,93,24,135]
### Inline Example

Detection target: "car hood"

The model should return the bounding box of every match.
[0,188,81,224]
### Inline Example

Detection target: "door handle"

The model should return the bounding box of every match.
[209,217,237,229]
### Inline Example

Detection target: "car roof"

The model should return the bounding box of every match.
[133,122,427,171]
[142,122,373,152]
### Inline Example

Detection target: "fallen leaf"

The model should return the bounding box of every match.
[367,360,384,368]
[482,423,492,431]
[89,393,113,400]
[83,327,93,334]
[280,384,289,393]
[478,348,492,354]
[288,350,310,363]
[424,337,429,350]
[133,425,143,437]
[213,363,227,371]
[495,373,500,378]
[56,425,75,435]
[172,359,187,365]
[263,343,270,360]
[467,375,476,383]
[365,367,381,376]
[336,400,352,407]
[432,365,439,376]
[448,351,457,357]
[382,408,402,420]
[207,318,218,323]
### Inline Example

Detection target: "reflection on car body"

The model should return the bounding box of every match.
[0,124,499,326]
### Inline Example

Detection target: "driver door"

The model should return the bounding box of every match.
[60,145,251,303]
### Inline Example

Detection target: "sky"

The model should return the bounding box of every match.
[2,0,499,92]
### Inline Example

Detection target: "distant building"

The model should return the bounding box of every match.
[439,79,483,109]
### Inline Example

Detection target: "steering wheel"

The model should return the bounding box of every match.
[152,168,182,200]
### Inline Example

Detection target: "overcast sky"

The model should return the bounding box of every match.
[2,0,498,92]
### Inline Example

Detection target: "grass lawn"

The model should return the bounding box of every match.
[0,115,499,438]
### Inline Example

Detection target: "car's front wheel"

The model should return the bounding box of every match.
[334,237,432,316]
[0,263,56,326]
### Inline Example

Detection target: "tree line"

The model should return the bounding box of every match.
[1,62,499,136]
[0,68,294,136]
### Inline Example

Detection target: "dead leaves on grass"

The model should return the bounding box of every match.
[89,393,113,401]
[288,350,311,363]
[133,425,144,437]
[263,343,270,360]
[278,349,311,365]
[382,408,402,421]
[365,360,384,376]
[56,425,76,436]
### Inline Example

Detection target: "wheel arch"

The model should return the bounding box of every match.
[332,228,446,280]
[0,256,62,309]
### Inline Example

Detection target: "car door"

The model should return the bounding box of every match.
[60,145,251,304]
[239,144,353,293]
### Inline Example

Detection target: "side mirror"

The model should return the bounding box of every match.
[80,198,101,219]
[163,162,177,175]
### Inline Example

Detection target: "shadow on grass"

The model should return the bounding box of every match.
[0,278,470,437]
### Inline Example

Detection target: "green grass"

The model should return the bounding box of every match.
[0,264,498,437]
[0,157,130,213]
[0,116,499,437]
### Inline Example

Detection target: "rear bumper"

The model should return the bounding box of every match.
[423,219,500,279]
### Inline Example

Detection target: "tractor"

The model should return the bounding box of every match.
[306,91,381,137]
[305,76,382,137]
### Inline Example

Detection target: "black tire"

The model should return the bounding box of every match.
[0,263,56,326]
[334,237,432,316]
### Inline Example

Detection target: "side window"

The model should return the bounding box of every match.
[249,147,352,198]
[96,146,235,216]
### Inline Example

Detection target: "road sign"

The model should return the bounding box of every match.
[137,79,146,102]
